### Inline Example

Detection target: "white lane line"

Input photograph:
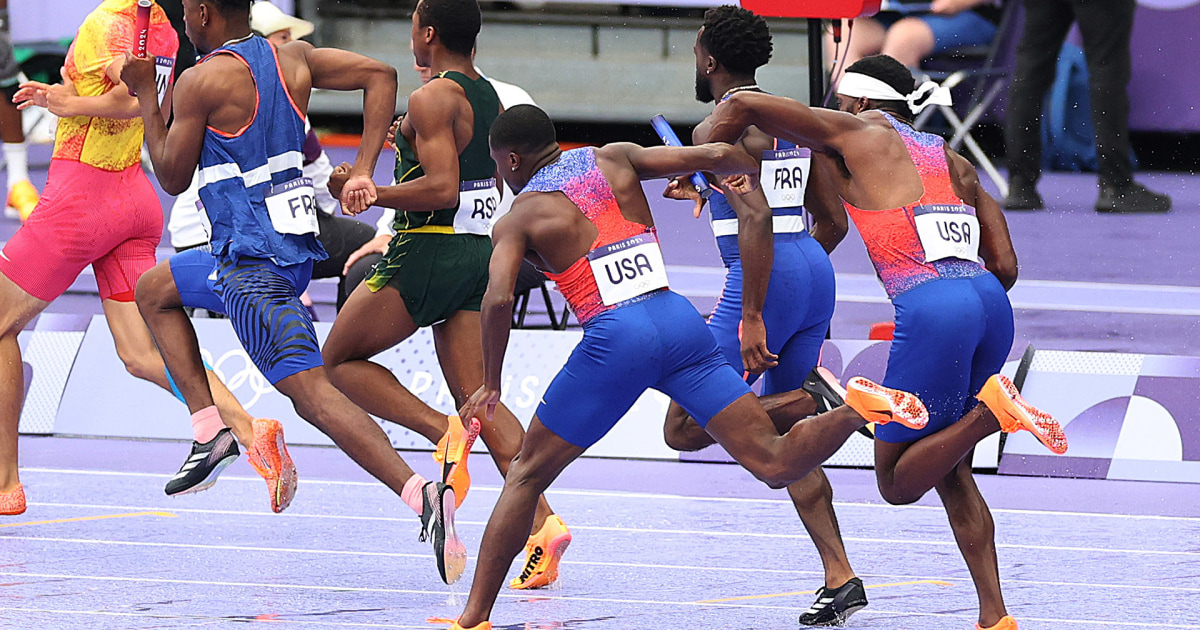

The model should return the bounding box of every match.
[0,607,425,629]
[16,502,1197,557]
[4,572,1197,629]
[6,534,1197,594]
[21,467,1200,523]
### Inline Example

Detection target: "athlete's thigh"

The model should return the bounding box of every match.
[215,259,322,385]
[92,167,163,302]
[537,311,659,449]
[0,271,49,337]
[877,280,980,443]
[966,274,1015,401]
[431,309,486,405]
[761,322,824,395]
[166,249,225,313]
[322,281,419,364]
[707,265,746,373]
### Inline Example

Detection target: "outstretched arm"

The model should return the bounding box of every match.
[458,210,529,423]
[607,142,760,182]
[304,45,398,214]
[708,92,863,154]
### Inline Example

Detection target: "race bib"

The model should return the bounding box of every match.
[761,147,810,209]
[265,177,319,236]
[452,178,502,235]
[587,233,670,306]
[155,56,174,106]
[913,204,980,263]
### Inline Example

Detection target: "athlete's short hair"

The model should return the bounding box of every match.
[416,0,481,57]
[490,104,557,154]
[844,55,916,116]
[207,0,252,16]
[699,5,773,76]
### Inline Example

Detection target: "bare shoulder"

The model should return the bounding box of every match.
[943,145,980,187]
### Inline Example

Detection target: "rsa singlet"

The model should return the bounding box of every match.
[522,148,669,325]
[842,112,986,300]
[390,71,502,235]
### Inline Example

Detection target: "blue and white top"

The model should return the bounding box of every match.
[196,35,326,267]
[709,136,810,267]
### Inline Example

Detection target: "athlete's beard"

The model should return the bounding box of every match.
[694,71,714,104]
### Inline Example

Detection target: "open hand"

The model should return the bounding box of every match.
[458,385,500,427]
[14,68,79,116]
[663,175,707,219]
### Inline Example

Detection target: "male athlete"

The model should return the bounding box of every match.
[0,0,285,516]
[321,0,568,590]
[445,104,933,630]
[707,55,1070,630]
[122,0,469,585]
[661,7,867,624]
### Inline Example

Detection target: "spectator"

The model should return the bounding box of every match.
[828,0,1002,70]
[1004,0,1170,213]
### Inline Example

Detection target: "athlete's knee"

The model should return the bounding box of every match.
[134,263,175,313]
[504,453,554,495]
[117,346,164,382]
[877,479,921,506]
[662,405,714,452]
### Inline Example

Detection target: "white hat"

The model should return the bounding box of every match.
[250,1,315,41]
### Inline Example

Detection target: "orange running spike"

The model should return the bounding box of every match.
[247,418,297,513]
[976,614,1019,630]
[510,514,573,590]
[441,417,482,508]
[844,377,929,429]
[977,374,1068,455]
[0,483,26,516]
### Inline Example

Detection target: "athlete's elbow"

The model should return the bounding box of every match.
[159,174,190,196]
[989,255,1018,290]
[481,292,514,315]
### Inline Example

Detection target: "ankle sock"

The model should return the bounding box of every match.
[401,474,428,515]
[190,406,224,443]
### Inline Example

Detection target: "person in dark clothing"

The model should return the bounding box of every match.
[1004,0,1170,214]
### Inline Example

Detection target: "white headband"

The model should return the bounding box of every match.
[836,72,952,114]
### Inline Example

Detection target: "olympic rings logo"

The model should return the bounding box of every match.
[200,347,276,410]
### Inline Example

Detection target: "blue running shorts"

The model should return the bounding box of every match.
[876,273,1014,443]
[707,232,836,394]
[537,290,752,448]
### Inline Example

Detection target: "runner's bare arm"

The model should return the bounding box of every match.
[303,44,397,212]
[607,142,759,182]
[707,92,864,154]
[372,84,462,212]
[13,61,147,120]
[123,59,208,195]
[948,149,1018,289]
[722,187,779,374]
[805,160,849,254]
[458,210,529,423]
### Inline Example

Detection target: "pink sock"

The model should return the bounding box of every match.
[190,406,224,443]
[401,474,428,515]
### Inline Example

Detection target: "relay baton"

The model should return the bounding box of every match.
[129,0,152,96]
[650,114,713,200]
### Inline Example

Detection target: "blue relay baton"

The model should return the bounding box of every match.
[650,115,713,200]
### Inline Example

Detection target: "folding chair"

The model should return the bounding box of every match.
[913,1,1021,198]
[512,260,571,331]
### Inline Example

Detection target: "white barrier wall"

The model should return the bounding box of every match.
[24,316,1200,482]
[52,316,678,460]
